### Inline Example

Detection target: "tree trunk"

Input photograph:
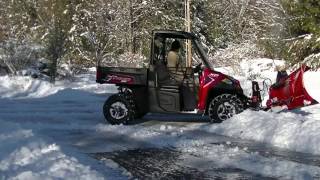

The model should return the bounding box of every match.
[129,0,135,54]
[237,0,250,35]
[47,23,65,84]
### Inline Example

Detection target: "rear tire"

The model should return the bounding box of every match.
[103,94,134,125]
[208,94,244,123]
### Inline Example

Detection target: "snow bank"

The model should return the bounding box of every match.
[0,120,105,180]
[0,72,116,99]
[0,76,61,98]
[205,104,320,155]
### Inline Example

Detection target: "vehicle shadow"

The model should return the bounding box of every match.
[128,113,211,125]
[0,88,114,125]
[281,108,313,116]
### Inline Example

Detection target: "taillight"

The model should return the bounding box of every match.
[96,67,101,82]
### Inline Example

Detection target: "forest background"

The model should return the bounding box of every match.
[0,0,319,81]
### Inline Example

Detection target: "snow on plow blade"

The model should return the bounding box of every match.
[267,65,319,110]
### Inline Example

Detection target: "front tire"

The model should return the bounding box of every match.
[208,94,244,123]
[103,94,134,125]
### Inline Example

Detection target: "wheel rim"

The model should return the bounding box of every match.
[109,102,128,120]
[216,102,236,121]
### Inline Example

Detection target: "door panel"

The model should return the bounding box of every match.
[180,67,198,111]
[148,66,180,113]
[158,86,180,112]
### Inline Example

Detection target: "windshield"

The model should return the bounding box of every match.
[193,39,214,70]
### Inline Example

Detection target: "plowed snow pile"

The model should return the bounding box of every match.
[205,104,320,155]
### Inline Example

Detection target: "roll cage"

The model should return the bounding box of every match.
[150,30,212,69]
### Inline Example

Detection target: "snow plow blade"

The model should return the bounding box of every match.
[266,65,319,110]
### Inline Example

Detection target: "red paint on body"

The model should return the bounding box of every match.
[105,74,134,84]
[197,68,227,110]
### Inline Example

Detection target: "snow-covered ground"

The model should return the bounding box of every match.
[0,73,124,179]
[1,59,320,179]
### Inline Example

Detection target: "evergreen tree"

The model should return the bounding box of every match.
[280,0,320,66]
[282,0,320,36]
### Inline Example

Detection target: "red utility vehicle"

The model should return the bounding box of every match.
[96,30,252,124]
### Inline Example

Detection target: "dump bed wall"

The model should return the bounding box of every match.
[96,66,148,86]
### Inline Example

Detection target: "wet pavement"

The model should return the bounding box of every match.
[93,148,276,180]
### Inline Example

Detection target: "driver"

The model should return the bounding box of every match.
[167,40,181,70]
[167,40,184,82]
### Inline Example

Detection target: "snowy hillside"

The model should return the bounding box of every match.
[1,59,320,179]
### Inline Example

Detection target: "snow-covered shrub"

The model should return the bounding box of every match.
[210,41,264,74]
[100,52,147,68]
[0,39,44,74]
[285,34,320,68]
[54,63,73,80]
[247,72,262,81]
[302,52,320,70]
